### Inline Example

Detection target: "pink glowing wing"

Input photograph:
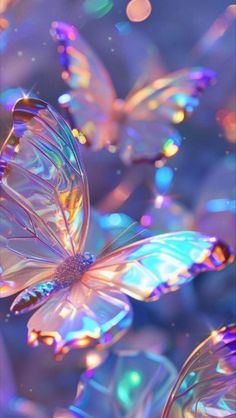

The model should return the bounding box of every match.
[119,67,215,164]
[162,325,236,417]
[83,231,233,302]
[27,281,132,356]
[51,21,116,149]
[0,98,89,297]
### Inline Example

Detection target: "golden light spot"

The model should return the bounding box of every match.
[72,129,87,144]
[148,100,158,110]
[172,110,185,124]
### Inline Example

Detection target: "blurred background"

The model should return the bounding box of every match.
[0,0,235,416]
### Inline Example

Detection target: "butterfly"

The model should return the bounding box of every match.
[0,97,233,357]
[51,21,216,165]
[162,324,236,417]
[54,349,177,418]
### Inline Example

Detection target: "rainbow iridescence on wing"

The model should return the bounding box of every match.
[54,350,177,418]
[162,324,236,417]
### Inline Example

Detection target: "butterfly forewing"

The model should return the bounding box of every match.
[0,98,89,296]
[51,21,116,149]
[83,231,233,302]
[162,325,236,417]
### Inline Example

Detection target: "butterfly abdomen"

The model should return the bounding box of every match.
[11,281,59,314]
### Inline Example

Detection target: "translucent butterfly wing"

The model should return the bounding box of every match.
[123,67,215,121]
[54,351,177,418]
[162,325,236,417]
[0,98,89,296]
[83,231,233,302]
[118,68,215,164]
[118,120,182,164]
[51,21,116,149]
[27,281,132,356]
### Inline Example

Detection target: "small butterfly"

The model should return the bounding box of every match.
[0,98,233,357]
[54,349,177,418]
[162,324,236,417]
[51,21,216,166]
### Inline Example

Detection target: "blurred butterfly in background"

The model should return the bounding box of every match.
[51,21,216,166]
[54,349,177,418]
[56,324,236,418]
[0,97,233,357]
[0,333,48,418]
[162,324,236,417]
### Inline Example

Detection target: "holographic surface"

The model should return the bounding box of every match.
[0,98,233,358]
[162,324,236,418]
[51,21,215,165]
[54,350,177,418]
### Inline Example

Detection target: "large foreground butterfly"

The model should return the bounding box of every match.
[51,21,215,165]
[0,98,233,356]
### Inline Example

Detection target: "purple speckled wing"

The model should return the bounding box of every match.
[51,21,116,149]
[0,97,89,297]
[84,231,233,302]
[119,67,215,164]
[162,324,236,417]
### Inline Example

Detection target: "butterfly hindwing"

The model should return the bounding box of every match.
[119,68,215,164]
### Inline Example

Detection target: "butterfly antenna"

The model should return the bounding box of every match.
[99,221,148,256]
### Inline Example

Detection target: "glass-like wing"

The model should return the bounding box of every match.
[27,282,132,356]
[51,21,116,149]
[54,350,177,418]
[119,68,215,164]
[0,98,89,296]
[124,67,215,121]
[162,324,236,417]
[83,231,233,301]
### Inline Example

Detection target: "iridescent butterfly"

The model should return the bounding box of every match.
[54,349,177,418]
[0,98,233,357]
[51,21,216,165]
[162,324,236,417]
